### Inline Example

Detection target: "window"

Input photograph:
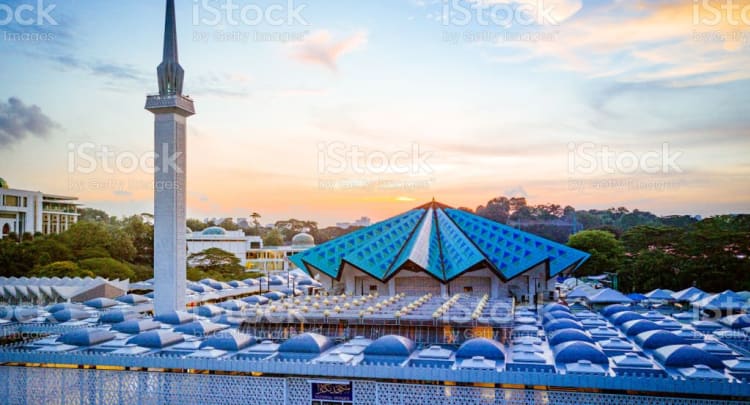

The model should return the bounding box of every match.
[369,285,378,292]
[464,286,474,293]
[2,195,19,207]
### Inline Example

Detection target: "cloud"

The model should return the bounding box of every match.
[0,97,60,147]
[469,0,583,25]
[489,1,750,87]
[290,30,368,71]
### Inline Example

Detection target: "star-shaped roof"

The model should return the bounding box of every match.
[290,201,589,283]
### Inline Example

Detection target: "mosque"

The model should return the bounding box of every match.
[0,2,747,404]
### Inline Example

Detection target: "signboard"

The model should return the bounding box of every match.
[311,381,353,402]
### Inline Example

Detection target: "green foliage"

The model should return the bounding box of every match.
[567,230,624,277]
[187,248,245,282]
[263,229,285,246]
[186,218,208,232]
[78,257,136,280]
[129,263,154,282]
[29,261,94,278]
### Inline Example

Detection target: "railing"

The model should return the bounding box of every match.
[0,349,747,398]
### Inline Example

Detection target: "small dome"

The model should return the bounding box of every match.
[601,304,631,317]
[622,319,662,336]
[0,178,8,189]
[610,311,644,326]
[201,226,227,236]
[292,232,315,247]
[186,227,193,234]
[364,335,416,357]
[635,330,687,349]
[544,318,583,333]
[542,310,577,323]
[553,341,608,365]
[278,333,333,354]
[548,328,594,346]
[653,344,724,369]
[456,338,505,360]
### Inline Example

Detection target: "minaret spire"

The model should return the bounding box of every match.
[157,0,184,96]
[146,0,194,316]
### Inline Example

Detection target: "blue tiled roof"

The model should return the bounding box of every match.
[290,201,590,282]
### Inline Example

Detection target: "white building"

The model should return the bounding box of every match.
[336,216,371,229]
[186,226,315,272]
[0,178,79,239]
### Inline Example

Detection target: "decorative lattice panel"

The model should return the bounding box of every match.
[0,367,746,405]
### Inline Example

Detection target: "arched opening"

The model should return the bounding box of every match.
[2,224,10,236]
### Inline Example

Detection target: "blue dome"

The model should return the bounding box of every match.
[548,328,594,346]
[635,330,687,350]
[554,341,608,365]
[47,309,91,322]
[46,303,84,313]
[611,311,644,326]
[278,333,334,354]
[243,296,270,305]
[720,314,750,329]
[364,335,416,357]
[200,331,255,351]
[455,338,505,360]
[58,328,115,347]
[544,319,583,333]
[127,330,184,349]
[601,304,631,317]
[622,319,662,336]
[99,310,139,324]
[543,303,569,313]
[112,319,161,334]
[202,226,227,236]
[192,304,225,318]
[542,311,577,323]
[154,311,195,325]
[0,307,37,322]
[83,298,119,309]
[654,345,724,369]
[115,294,149,305]
[174,321,227,336]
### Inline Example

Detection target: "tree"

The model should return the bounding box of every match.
[567,230,624,277]
[121,215,153,265]
[29,261,94,278]
[187,248,245,281]
[476,197,511,224]
[187,218,208,232]
[78,207,111,223]
[78,257,136,280]
[263,229,284,246]
[218,218,240,231]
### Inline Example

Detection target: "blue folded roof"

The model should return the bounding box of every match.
[290,201,589,282]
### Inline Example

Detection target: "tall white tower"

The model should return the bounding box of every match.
[146,0,194,315]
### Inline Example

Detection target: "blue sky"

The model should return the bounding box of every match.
[1,0,749,225]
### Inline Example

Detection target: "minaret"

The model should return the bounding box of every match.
[146,0,195,315]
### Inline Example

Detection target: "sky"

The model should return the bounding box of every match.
[0,0,749,226]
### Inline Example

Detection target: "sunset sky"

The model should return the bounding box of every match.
[1,0,749,226]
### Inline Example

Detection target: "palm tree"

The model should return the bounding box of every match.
[250,212,261,230]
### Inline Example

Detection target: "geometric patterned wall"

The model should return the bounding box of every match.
[0,367,744,405]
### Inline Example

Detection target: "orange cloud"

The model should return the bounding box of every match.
[290,30,368,71]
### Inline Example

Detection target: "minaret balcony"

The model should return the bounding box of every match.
[145,94,196,116]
